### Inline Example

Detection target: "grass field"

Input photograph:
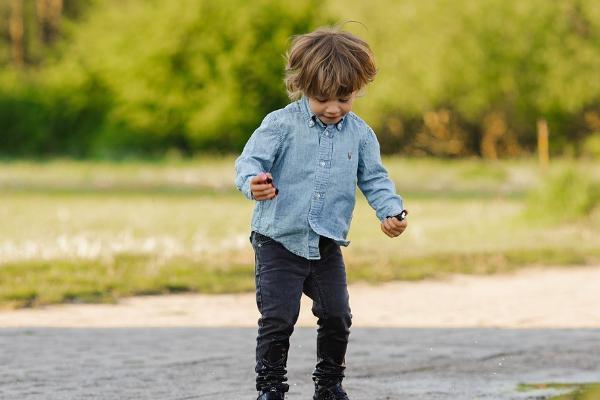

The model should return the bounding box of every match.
[520,383,600,399]
[1,157,598,308]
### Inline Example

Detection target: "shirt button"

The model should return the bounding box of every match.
[315,193,321,198]
[320,161,325,167]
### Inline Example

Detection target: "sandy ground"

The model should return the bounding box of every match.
[1,265,599,328]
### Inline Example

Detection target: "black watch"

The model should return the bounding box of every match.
[390,209,408,221]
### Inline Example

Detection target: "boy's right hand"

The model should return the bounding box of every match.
[250,172,277,201]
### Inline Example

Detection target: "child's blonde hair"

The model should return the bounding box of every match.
[284,27,376,100]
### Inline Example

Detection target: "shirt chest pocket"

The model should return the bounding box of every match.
[332,145,359,183]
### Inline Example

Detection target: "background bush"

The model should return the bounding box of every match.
[1,0,326,157]
[330,0,600,157]
[1,0,598,158]
[525,168,600,223]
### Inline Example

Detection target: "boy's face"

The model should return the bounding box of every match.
[308,92,356,125]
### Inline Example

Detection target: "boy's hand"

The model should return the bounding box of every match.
[250,172,277,201]
[381,217,407,238]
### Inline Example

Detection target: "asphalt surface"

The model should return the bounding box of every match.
[1,327,598,399]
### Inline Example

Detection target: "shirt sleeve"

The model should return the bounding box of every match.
[357,127,404,221]
[234,113,283,200]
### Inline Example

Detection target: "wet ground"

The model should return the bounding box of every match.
[1,328,598,399]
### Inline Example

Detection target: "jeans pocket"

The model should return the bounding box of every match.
[252,231,275,247]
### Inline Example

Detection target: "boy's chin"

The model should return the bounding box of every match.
[319,116,342,125]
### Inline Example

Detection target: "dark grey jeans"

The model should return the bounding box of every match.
[250,231,352,392]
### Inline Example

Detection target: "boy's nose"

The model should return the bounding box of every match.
[325,105,341,115]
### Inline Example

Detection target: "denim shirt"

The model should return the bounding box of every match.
[235,96,404,260]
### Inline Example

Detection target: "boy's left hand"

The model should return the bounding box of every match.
[381,217,407,238]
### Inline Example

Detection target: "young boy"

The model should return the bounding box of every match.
[235,27,407,400]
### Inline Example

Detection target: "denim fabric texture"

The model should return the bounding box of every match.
[251,231,352,392]
[235,96,404,260]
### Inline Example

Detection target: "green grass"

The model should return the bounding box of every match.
[524,168,600,223]
[518,383,600,399]
[0,255,254,309]
[347,247,600,282]
[2,246,597,309]
[1,157,599,308]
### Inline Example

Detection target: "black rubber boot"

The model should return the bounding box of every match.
[257,385,287,400]
[256,339,291,392]
[313,381,350,400]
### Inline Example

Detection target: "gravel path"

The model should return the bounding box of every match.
[1,327,598,399]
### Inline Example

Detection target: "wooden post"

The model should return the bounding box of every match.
[537,119,549,171]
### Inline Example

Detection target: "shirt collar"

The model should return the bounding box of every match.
[300,96,345,131]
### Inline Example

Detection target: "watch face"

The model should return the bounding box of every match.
[394,210,408,221]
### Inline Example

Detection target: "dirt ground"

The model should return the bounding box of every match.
[2,265,599,399]
[1,265,599,328]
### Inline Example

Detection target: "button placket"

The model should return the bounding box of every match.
[309,127,334,219]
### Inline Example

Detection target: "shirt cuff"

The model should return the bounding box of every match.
[378,204,405,221]
[241,177,254,200]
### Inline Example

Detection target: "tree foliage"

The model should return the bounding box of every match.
[330,0,600,157]
[1,0,326,157]
[0,0,598,158]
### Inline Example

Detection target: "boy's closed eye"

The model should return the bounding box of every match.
[315,97,350,103]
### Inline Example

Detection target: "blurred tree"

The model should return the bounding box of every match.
[329,0,600,157]
[1,0,94,67]
[0,0,598,158]
[0,0,327,157]
[46,0,327,155]
[36,0,63,45]
[8,0,25,68]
